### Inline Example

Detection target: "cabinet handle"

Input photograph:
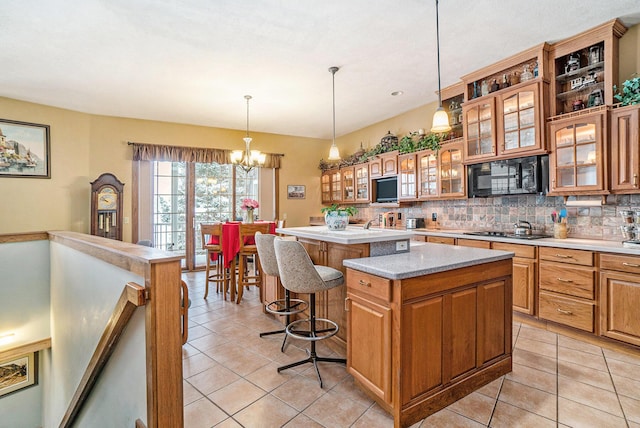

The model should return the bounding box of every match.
[557,278,573,283]
[556,308,573,315]
[622,262,640,268]
[344,297,350,312]
[359,279,371,287]
[554,254,572,259]
[634,174,638,188]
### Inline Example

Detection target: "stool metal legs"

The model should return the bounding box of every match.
[260,289,307,352]
[276,294,346,388]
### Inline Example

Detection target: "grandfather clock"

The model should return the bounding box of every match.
[91,173,124,240]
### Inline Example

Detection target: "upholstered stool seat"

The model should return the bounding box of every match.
[255,232,307,352]
[273,239,347,388]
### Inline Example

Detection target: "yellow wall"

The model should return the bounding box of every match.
[619,23,640,82]
[0,97,328,239]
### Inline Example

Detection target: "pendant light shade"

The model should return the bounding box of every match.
[327,66,341,161]
[430,0,451,134]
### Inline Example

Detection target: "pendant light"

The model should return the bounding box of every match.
[327,66,341,161]
[231,95,266,173]
[430,0,452,133]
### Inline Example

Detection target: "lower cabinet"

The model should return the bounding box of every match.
[346,259,512,426]
[538,247,596,333]
[600,253,640,347]
[427,236,455,245]
[492,242,537,316]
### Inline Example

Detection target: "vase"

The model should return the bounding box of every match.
[325,212,348,231]
[245,210,254,224]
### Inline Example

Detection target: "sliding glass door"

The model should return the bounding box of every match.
[149,160,259,270]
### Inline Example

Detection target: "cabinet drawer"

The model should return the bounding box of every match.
[539,263,595,299]
[492,242,536,259]
[539,247,594,266]
[457,238,491,249]
[347,269,391,302]
[600,253,640,275]
[539,291,594,332]
[427,236,455,245]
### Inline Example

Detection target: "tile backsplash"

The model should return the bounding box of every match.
[357,194,640,242]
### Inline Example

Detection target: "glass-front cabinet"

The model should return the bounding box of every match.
[330,169,342,202]
[439,139,465,197]
[417,151,438,198]
[341,166,355,202]
[548,110,607,195]
[321,170,332,204]
[498,83,543,156]
[398,153,417,200]
[463,98,496,162]
[354,163,370,202]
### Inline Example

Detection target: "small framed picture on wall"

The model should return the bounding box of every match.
[287,185,305,199]
[0,119,51,178]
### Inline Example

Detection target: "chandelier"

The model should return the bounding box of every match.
[231,95,266,173]
[430,0,451,133]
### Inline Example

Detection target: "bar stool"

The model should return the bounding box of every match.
[200,223,226,299]
[255,232,307,352]
[273,239,346,388]
[236,223,271,304]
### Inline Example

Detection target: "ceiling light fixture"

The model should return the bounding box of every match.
[231,95,266,173]
[430,0,451,134]
[327,66,341,161]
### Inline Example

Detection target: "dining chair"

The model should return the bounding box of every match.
[236,222,271,304]
[200,223,226,299]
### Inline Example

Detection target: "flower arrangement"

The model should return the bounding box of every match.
[241,198,259,210]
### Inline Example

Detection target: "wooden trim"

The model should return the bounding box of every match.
[0,231,48,244]
[48,231,183,277]
[132,160,140,244]
[0,338,51,362]
[461,43,551,83]
[135,419,147,428]
[60,282,146,428]
[145,261,184,428]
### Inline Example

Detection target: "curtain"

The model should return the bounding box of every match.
[129,141,283,169]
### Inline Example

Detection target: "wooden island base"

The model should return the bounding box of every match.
[346,258,513,428]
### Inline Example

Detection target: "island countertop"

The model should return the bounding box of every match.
[343,242,514,280]
[275,225,415,245]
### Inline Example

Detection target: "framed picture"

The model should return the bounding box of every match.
[0,119,51,178]
[0,352,38,398]
[287,185,305,199]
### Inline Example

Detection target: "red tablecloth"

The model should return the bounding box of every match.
[210,221,275,268]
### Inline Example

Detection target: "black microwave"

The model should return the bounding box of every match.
[467,155,548,197]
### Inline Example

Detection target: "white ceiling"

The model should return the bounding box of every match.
[2,1,640,140]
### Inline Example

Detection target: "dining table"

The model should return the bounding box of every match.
[211,221,276,301]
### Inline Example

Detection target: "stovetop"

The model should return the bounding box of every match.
[463,231,552,240]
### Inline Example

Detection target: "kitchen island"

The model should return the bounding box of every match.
[343,243,514,428]
[274,226,415,352]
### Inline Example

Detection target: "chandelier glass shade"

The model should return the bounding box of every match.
[231,95,266,172]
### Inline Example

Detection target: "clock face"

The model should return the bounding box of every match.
[97,187,117,210]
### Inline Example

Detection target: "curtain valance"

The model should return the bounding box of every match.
[129,142,283,169]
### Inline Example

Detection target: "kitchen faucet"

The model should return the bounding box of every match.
[363,219,377,229]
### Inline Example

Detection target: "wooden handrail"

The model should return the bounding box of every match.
[59,282,147,428]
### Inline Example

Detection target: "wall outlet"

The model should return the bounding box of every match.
[283,213,287,220]
[124,217,130,224]
[396,241,408,251]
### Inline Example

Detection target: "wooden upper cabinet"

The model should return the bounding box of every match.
[354,163,370,202]
[463,98,497,162]
[497,82,546,156]
[398,153,417,200]
[610,105,640,194]
[321,170,332,204]
[330,168,342,202]
[417,150,439,199]
[341,166,355,203]
[439,139,466,198]
[548,109,608,196]
[370,151,398,178]
[550,19,626,116]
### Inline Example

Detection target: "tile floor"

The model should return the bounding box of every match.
[181,271,640,428]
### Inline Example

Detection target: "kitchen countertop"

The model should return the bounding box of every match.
[275,225,415,245]
[411,228,640,256]
[343,242,514,280]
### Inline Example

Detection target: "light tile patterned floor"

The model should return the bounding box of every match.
[181,271,640,428]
